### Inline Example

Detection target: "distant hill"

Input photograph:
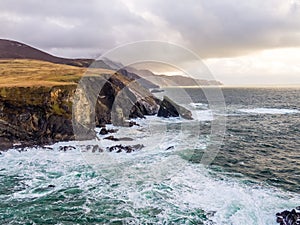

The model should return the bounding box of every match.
[125,67,223,87]
[0,39,94,67]
[0,39,159,88]
[0,39,221,87]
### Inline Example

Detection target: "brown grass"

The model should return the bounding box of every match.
[0,59,115,87]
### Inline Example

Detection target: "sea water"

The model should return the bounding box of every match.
[0,87,299,225]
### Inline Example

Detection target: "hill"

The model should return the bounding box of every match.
[0,39,159,89]
[0,39,95,67]
[125,67,223,87]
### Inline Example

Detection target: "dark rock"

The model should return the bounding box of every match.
[99,127,118,135]
[104,136,134,142]
[107,144,144,153]
[131,144,144,151]
[276,207,300,225]
[104,136,119,141]
[99,128,109,135]
[48,184,55,188]
[42,146,53,150]
[92,145,103,153]
[151,89,164,93]
[80,145,103,153]
[129,121,140,127]
[157,96,193,120]
[166,146,175,150]
[0,137,13,150]
[118,137,134,141]
[59,146,76,151]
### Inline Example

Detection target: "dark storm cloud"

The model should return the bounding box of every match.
[1,0,300,58]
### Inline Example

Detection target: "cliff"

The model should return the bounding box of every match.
[0,86,75,149]
[0,59,159,150]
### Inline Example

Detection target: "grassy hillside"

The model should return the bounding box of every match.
[0,59,114,87]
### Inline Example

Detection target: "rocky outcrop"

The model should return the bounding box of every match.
[107,144,144,153]
[0,73,159,151]
[99,127,118,135]
[157,96,193,120]
[276,207,300,225]
[72,74,159,140]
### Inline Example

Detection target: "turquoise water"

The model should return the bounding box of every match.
[0,88,299,224]
[0,146,299,225]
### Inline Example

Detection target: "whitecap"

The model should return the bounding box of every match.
[238,108,299,115]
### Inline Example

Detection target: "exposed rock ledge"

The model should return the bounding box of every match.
[157,96,193,120]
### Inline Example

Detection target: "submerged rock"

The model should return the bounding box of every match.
[276,207,300,225]
[58,146,76,151]
[157,96,193,120]
[151,89,164,93]
[104,136,134,141]
[104,135,120,141]
[166,146,175,150]
[107,144,144,153]
[99,127,118,135]
[128,121,140,127]
[80,145,103,153]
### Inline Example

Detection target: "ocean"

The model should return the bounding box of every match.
[0,87,299,225]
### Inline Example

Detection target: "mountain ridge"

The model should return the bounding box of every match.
[0,39,222,87]
[0,39,94,67]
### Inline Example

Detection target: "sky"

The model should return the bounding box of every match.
[1,0,300,85]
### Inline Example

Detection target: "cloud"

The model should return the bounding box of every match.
[135,0,300,57]
[0,0,300,85]
[1,0,300,59]
[0,0,152,57]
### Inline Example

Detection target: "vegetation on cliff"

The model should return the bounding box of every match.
[0,59,159,150]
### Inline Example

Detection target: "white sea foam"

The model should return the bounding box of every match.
[0,147,299,225]
[189,102,209,110]
[1,105,298,224]
[238,108,299,115]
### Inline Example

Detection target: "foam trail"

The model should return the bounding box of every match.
[238,108,299,115]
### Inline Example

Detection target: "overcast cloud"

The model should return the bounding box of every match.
[1,0,300,58]
[1,0,300,84]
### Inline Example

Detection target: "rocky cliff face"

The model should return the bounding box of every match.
[0,86,75,150]
[0,73,159,150]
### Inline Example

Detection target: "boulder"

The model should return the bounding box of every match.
[58,146,76,151]
[104,136,134,141]
[276,207,300,225]
[99,127,118,135]
[104,135,119,141]
[157,96,193,120]
[107,144,144,153]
